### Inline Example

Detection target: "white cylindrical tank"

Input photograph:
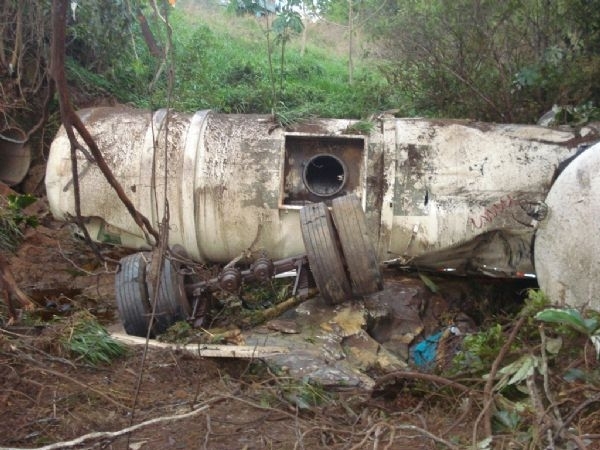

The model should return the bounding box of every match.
[534,142,600,310]
[47,106,589,275]
[46,107,359,263]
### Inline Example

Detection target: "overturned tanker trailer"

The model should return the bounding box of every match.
[45,106,600,335]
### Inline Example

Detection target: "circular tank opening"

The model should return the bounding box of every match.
[302,153,347,197]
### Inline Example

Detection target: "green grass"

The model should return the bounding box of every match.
[61,312,126,366]
[71,3,402,120]
[0,210,23,253]
[0,194,38,252]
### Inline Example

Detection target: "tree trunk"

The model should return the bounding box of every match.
[50,0,159,248]
[0,0,10,68]
[348,0,354,84]
[300,21,308,57]
[136,6,163,58]
[9,0,23,75]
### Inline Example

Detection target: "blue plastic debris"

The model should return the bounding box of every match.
[411,331,443,368]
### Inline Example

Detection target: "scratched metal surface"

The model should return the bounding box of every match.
[47,107,594,268]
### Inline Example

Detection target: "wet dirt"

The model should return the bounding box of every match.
[1,197,541,449]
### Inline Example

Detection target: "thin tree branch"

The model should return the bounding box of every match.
[0,404,209,450]
[50,0,159,247]
[472,315,526,443]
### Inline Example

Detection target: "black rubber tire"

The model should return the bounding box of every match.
[300,202,353,304]
[331,194,383,295]
[153,257,191,323]
[115,253,151,337]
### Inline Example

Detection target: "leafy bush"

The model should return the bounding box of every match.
[0,194,39,252]
[367,0,600,123]
[451,323,505,375]
[62,3,398,119]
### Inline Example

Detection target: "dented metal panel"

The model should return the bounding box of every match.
[380,120,581,263]
[46,107,593,274]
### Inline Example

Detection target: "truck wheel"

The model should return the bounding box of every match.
[332,194,383,295]
[300,202,353,304]
[146,255,191,333]
[157,257,191,320]
[115,252,151,337]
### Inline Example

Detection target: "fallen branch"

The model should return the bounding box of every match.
[0,404,209,450]
[472,315,526,444]
[244,290,317,327]
[372,370,472,394]
[110,331,289,359]
[554,391,600,441]
[0,253,37,324]
[395,424,459,450]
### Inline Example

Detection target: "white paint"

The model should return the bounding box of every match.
[535,142,600,310]
[46,107,598,294]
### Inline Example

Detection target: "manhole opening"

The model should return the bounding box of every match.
[302,153,347,197]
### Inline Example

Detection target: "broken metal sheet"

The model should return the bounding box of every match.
[398,229,536,278]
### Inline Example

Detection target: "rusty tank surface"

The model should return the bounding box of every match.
[46,107,592,264]
[45,106,600,330]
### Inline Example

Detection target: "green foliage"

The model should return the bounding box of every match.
[535,307,600,358]
[62,0,600,122]
[67,0,137,72]
[242,277,291,309]
[542,102,600,126]
[273,102,317,127]
[258,369,332,410]
[451,323,505,375]
[443,287,600,443]
[536,308,599,336]
[0,194,39,252]
[493,353,541,391]
[6,194,37,220]
[158,320,193,343]
[0,211,22,253]
[61,2,396,118]
[322,0,382,25]
[61,312,126,365]
[279,379,330,410]
[366,0,600,123]
[519,288,551,318]
[65,57,113,96]
[11,0,600,125]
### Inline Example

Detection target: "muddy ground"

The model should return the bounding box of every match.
[0,202,467,450]
[1,197,599,450]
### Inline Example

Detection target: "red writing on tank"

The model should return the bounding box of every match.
[469,194,518,229]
